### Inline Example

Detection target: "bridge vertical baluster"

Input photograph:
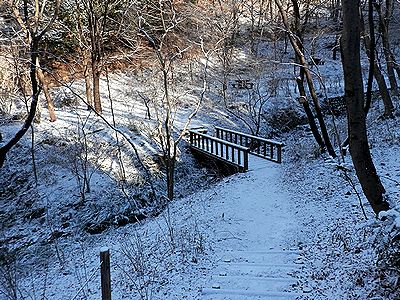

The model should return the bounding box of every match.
[206,136,209,152]
[257,138,261,154]
[216,140,219,156]
[238,148,242,165]
[229,132,232,143]
[220,142,223,158]
[263,142,267,157]
[225,144,229,160]
[211,139,214,154]
[232,146,235,163]
[270,144,274,160]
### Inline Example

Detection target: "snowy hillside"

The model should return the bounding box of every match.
[1,82,400,299]
[1,0,400,299]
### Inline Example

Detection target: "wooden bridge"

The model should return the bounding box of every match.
[188,127,284,172]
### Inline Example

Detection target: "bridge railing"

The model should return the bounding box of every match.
[215,127,284,163]
[189,129,250,171]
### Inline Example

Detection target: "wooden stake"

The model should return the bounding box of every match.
[100,247,111,300]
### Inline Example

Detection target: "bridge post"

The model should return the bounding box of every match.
[277,146,282,163]
[244,150,249,171]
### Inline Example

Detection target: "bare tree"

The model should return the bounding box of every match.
[10,0,57,122]
[275,0,336,157]
[0,0,60,168]
[68,0,125,113]
[341,0,389,215]
[137,0,210,200]
[72,0,93,107]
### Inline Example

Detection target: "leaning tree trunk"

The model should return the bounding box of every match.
[275,0,336,157]
[296,77,326,152]
[374,0,399,95]
[341,0,389,215]
[360,1,394,117]
[0,38,41,167]
[372,61,395,117]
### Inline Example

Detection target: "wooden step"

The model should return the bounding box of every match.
[202,288,303,299]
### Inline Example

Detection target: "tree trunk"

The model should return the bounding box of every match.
[275,0,336,157]
[360,4,394,117]
[83,51,93,107]
[373,62,395,117]
[363,0,375,116]
[374,0,399,95]
[75,5,93,108]
[341,0,389,215]
[88,2,103,114]
[0,38,41,167]
[393,55,400,80]
[296,78,326,152]
[92,58,102,113]
[166,159,175,201]
[36,59,57,122]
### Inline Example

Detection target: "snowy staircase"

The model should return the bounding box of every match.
[202,249,304,299]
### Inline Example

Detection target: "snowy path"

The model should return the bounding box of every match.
[199,157,305,299]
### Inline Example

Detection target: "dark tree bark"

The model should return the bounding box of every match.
[363,0,375,115]
[296,78,326,152]
[0,38,41,167]
[341,0,389,215]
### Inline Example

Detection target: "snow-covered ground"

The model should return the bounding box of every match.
[1,103,400,299]
[1,28,400,299]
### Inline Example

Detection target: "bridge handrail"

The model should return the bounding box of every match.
[190,130,250,151]
[215,126,284,147]
[215,126,284,163]
[189,129,250,171]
